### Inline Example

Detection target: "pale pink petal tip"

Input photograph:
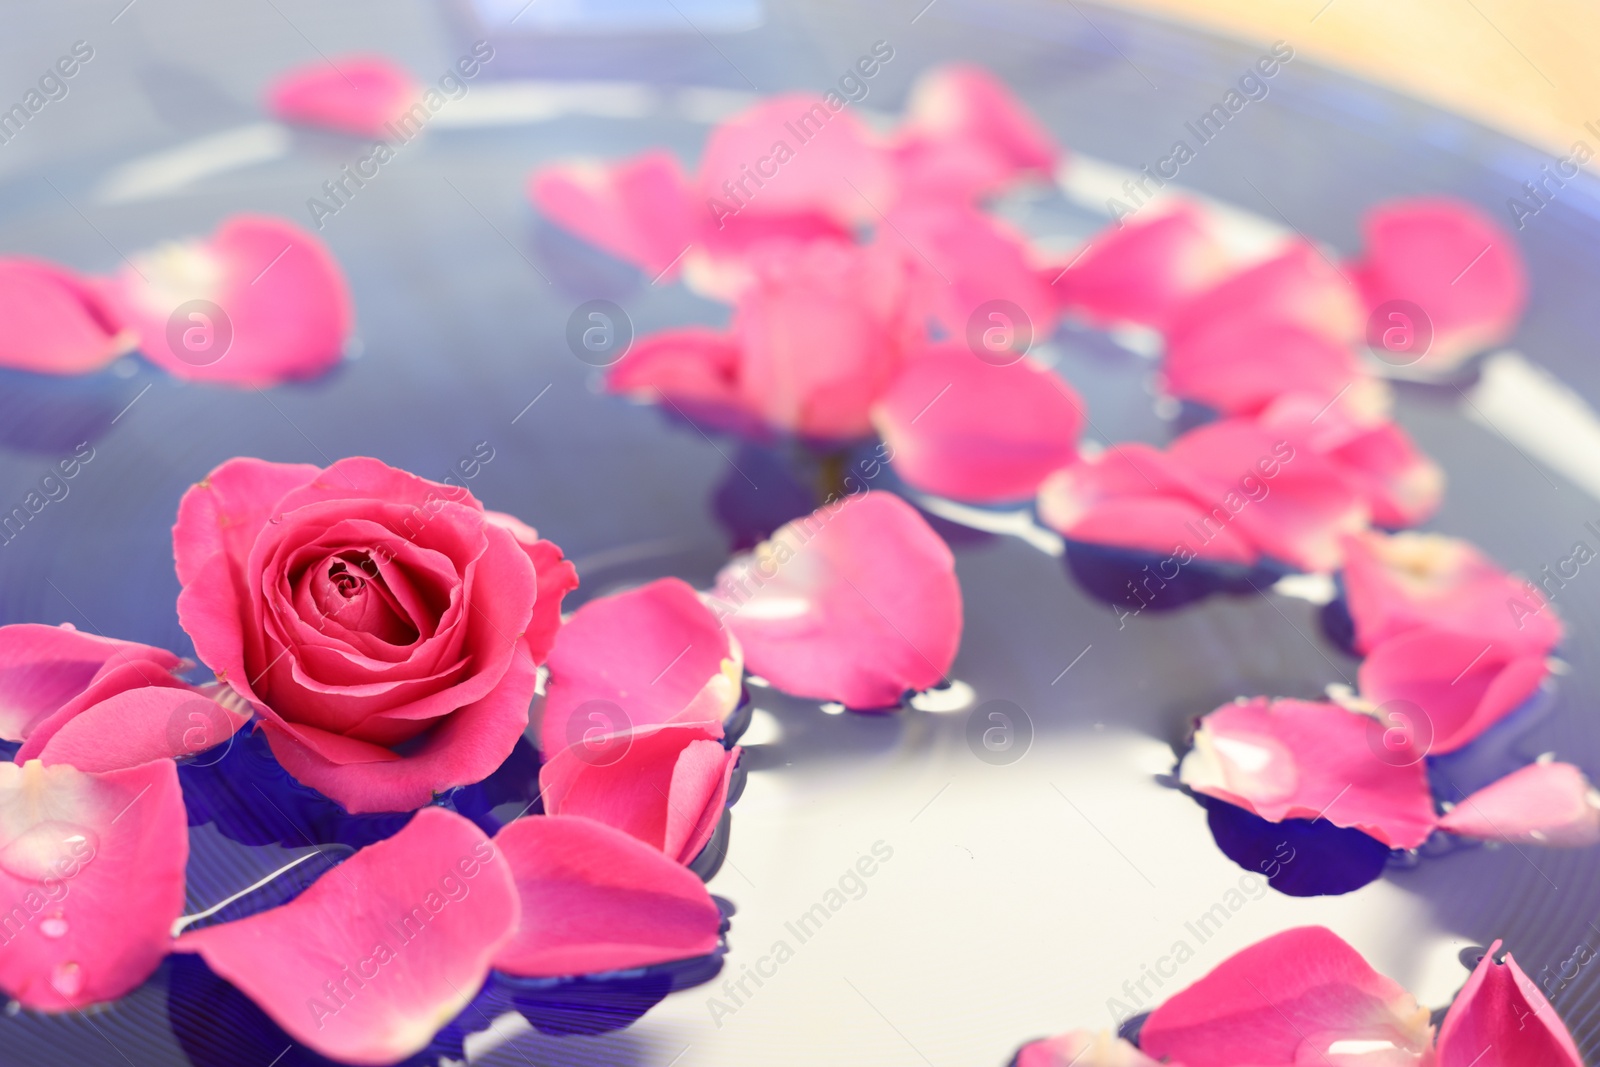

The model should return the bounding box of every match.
[1351,197,1528,374]
[539,577,740,760]
[872,345,1082,503]
[1139,926,1435,1067]
[1439,761,1600,847]
[1358,628,1548,755]
[713,491,962,709]
[0,759,188,1011]
[112,214,354,385]
[176,807,519,1066]
[1058,203,1233,331]
[528,151,699,279]
[893,64,1059,200]
[1179,698,1437,848]
[492,815,723,978]
[1341,530,1563,656]
[1016,1030,1167,1067]
[1436,940,1584,1067]
[265,55,420,138]
[0,259,134,375]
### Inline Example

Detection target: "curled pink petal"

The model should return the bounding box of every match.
[16,656,244,772]
[1435,940,1583,1067]
[265,55,420,139]
[540,722,738,864]
[0,759,188,1011]
[0,623,183,742]
[1259,396,1443,530]
[872,345,1083,503]
[1139,926,1436,1067]
[1164,319,1363,417]
[1036,446,1260,564]
[1358,628,1548,754]
[492,814,722,978]
[539,577,741,761]
[177,807,519,1065]
[1438,761,1600,847]
[0,258,134,374]
[1165,420,1370,573]
[713,491,961,709]
[1016,1031,1167,1067]
[698,93,892,229]
[1057,204,1233,331]
[1168,241,1365,352]
[1179,698,1437,848]
[1340,530,1562,656]
[528,150,700,279]
[891,64,1058,201]
[1351,198,1528,373]
[112,214,353,385]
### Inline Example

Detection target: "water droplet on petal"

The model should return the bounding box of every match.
[39,913,67,940]
[49,962,82,999]
[4,999,19,1016]
[0,822,99,883]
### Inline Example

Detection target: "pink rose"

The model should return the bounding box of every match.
[172,456,577,813]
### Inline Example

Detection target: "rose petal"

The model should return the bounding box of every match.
[713,491,961,709]
[0,759,188,1011]
[1351,198,1528,374]
[698,94,892,227]
[0,258,133,374]
[1358,628,1548,754]
[0,624,182,742]
[605,327,763,435]
[1138,926,1435,1067]
[873,345,1082,503]
[1340,530,1562,656]
[1166,420,1369,573]
[527,150,700,279]
[265,54,420,139]
[890,64,1058,201]
[482,510,578,666]
[1180,698,1437,849]
[539,578,739,760]
[540,721,738,864]
[1438,761,1600,847]
[114,214,353,385]
[1168,241,1364,352]
[1165,319,1363,417]
[492,814,722,978]
[1016,1031,1168,1067]
[1435,940,1583,1067]
[1058,203,1233,331]
[730,240,924,439]
[884,200,1060,343]
[176,807,518,1065]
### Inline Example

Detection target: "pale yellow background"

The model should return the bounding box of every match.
[1114,0,1600,160]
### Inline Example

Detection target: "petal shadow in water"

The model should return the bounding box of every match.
[1063,539,1285,616]
[1200,794,1395,897]
[0,366,129,454]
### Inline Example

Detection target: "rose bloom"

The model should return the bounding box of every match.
[174,456,577,812]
